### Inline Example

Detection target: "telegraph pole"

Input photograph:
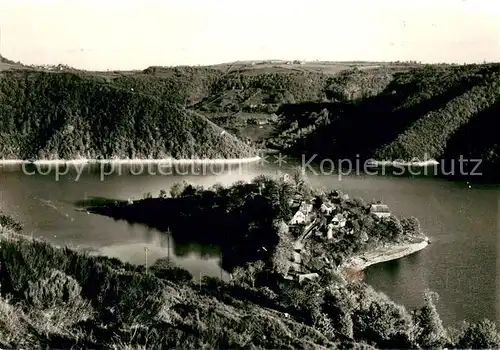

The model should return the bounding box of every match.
[144,247,149,274]
[167,227,171,263]
[220,250,223,280]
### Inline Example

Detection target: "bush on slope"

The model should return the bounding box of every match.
[269,64,500,162]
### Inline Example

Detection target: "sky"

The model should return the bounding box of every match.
[0,0,499,70]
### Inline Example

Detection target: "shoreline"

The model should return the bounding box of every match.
[367,159,439,167]
[0,156,261,165]
[341,238,429,272]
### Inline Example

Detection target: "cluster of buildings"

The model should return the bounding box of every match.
[288,197,349,240]
[284,196,392,280]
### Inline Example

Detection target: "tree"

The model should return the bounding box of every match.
[401,216,421,236]
[169,182,185,198]
[182,184,198,197]
[453,319,500,349]
[230,266,248,287]
[246,260,265,288]
[323,285,355,339]
[413,290,448,348]
[291,166,308,188]
[209,183,225,195]
[353,298,415,348]
[385,216,404,238]
[231,261,265,288]
[0,214,23,232]
[271,220,293,275]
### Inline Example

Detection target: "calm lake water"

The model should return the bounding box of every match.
[0,160,499,327]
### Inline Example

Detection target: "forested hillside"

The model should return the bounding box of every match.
[0,70,255,160]
[440,101,500,181]
[2,60,500,175]
[266,64,500,177]
[2,195,499,349]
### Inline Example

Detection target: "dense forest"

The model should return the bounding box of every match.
[3,60,499,176]
[0,70,255,160]
[267,64,500,162]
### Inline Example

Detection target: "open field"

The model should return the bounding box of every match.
[0,55,420,76]
[206,60,420,75]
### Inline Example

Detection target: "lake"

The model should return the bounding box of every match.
[0,160,499,328]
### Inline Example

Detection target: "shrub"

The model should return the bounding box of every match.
[23,270,94,337]
[453,319,500,349]
[401,216,421,236]
[0,214,23,232]
[412,290,448,348]
[0,296,32,347]
[24,269,83,309]
[150,258,193,283]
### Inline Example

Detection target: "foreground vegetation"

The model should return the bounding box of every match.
[1,194,500,348]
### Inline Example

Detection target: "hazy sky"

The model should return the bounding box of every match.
[1,0,499,70]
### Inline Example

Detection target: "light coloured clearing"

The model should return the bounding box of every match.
[367,159,439,167]
[0,157,261,165]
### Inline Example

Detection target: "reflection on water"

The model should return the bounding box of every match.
[98,224,229,281]
[1,161,500,326]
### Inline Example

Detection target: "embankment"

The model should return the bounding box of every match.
[0,156,261,165]
[366,159,439,167]
[341,238,429,272]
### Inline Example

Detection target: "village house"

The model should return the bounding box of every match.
[361,231,369,242]
[289,201,314,225]
[331,213,347,228]
[288,194,302,207]
[323,213,348,239]
[290,211,307,225]
[299,201,313,215]
[292,250,302,272]
[320,201,335,215]
[370,204,391,218]
[298,273,319,283]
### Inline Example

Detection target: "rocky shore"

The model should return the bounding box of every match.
[341,237,430,272]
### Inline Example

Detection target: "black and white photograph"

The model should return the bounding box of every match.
[0,0,499,348]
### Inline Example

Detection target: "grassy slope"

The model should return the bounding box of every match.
[0,228,344,349]
[1,204,499,349]
[0,70,255,160]
[0,55,25,72]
